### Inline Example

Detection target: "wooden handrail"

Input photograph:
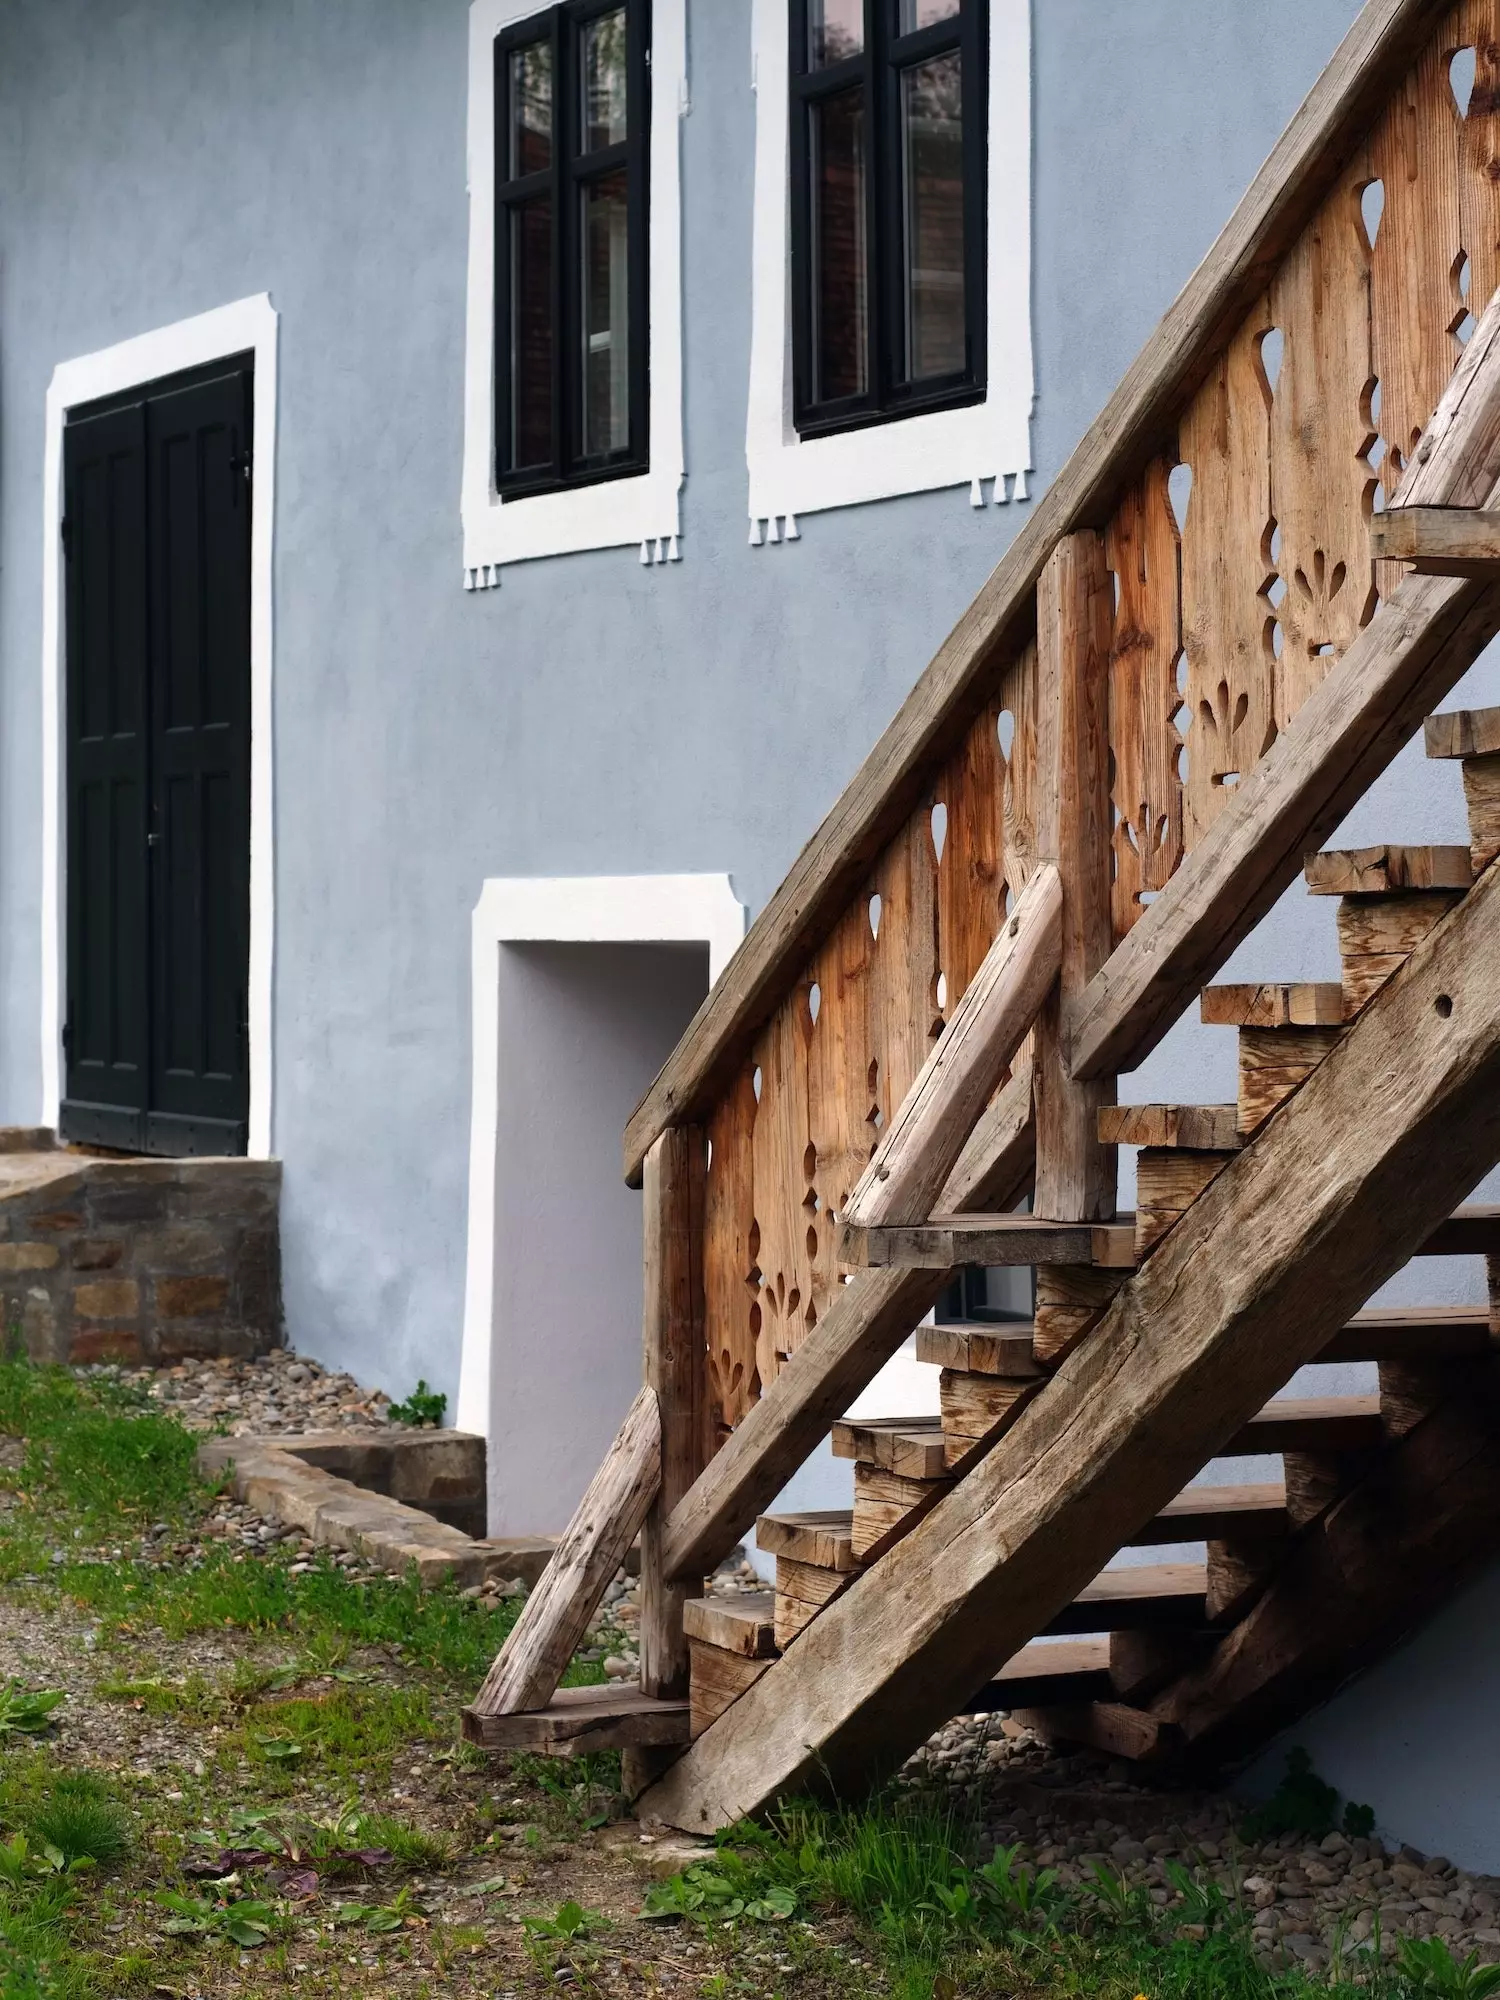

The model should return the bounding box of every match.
[622,0,1440,1184]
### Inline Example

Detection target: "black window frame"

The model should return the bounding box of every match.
[493,0,651,498]
[788,0,986,439]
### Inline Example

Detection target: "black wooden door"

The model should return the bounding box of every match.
[62,360,253,1157]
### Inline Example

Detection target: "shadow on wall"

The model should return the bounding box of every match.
[488,940,708,1538]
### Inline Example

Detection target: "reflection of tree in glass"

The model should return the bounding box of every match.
[584,9,628,149]
[811,0,863,65]
[510,40,552,177]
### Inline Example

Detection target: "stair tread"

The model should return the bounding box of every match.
[1304,844,1474,896]
[1099,1104,1243,1150]
[1200,983,1345,1028]
[964,1638,1115,1712]
[463,1683,691,1754]
[754,1510,860,1571]
[1425,705,1500,759]
[1130,1481,1286,1543]
[840,1213,1138,1271]
[1328,1304,1493,1360]
[683,1592,778,1659]
[920,1322,1044,1377]
[1044,1561,1207,1635]
[1228,1394,1383,1453]
[831,1415,948,1480]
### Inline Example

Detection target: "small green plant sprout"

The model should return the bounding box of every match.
[971,1843,1065,1930]
[157,1890,278,1949]
[332,1898,409,1935]
[1240,1745,1376,1842]
[0,1835,82,1885]
[0,1686,64,1741]
[1161,1857,1236,1935]
[641,1865,796,1925]
[1397,1936,1500,1998]
[1082,1860,1152,1928]
[522,1899,600,1943]
[0,1942,56,2000]
[387,1380,447,1427]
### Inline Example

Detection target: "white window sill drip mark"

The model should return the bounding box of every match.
[745,0,1034,545]
[461,0,687,584]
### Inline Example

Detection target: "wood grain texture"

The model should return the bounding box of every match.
[638,1129,710,1703]
[844,864,1060,1229]
[1098,1104,1242,1150]
[916,1324,1043,1377]
[1304,842,1473,891]
[463,1684,690,1754]
[1371,505,1500,570]
[756,1510,859,1570]
[839,1215,1137,1271]
[1199,983,1345,1027]
[831,1416,948,1480]
[470,1381,662,1717]
[1462,751,1500,863]
[1425,702,1500,755]
[640,855,1500,1827]
[703,1067,760,1436]
[681,1593,777,1659]
[623,0,1446,1185]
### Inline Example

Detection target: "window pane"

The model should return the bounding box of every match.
[581,8,628,151]
[509,196,554,470]
[808,0,863,66]
[898,0,959,29]
[902,50,965,382]
[580,167,631,457]
[810,86,868,402]
[508,38,552,177]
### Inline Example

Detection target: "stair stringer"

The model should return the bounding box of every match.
[640,857,1500,1832]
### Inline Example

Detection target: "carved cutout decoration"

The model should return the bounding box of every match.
[1106,458,1185,936]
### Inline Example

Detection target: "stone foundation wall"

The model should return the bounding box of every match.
[0,1155,282,1365]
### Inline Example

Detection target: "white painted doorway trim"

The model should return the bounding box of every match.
[456,873,746,1437]
[41,293,279,1158]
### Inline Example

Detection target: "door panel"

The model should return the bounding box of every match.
[62,404,150,1150]
[60,362,252,1158]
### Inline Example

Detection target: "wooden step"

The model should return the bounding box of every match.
[463,1683,691,1754]
[1239,1024,1343,1134]
[1304,845,1473,897]
[1098,1103,1242,1150]
[1043,1562,1208,1636]
[1322,1304,1494,1361]
[682,1592,777,1660]
[965,1637,1113,1711]
[839,1213,1138,1272]
[830,1415,947,1479]
[917,1322,1043,1377]
[1369,505,1500,574]
[1136,1147,1235,1255]
[1421,1204,1500,1254]
[1127,1481,1287,1544]
[755,1510,859,1571]
[771,1555,849,1649]
[1337,887,1465,1014]
[1425,705,1500,759]
[939,1368,1035,1461]
[1226,1394,1384,1455]
[690,1641,775,1737]
[1201,982,1345,1028]
[853,1462,951,1560]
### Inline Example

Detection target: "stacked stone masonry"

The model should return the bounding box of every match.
[0,1137,282,1366]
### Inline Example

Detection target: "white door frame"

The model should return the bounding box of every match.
[456,874,746,1438]
[41,294,279,1157]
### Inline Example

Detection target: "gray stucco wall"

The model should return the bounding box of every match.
[10,0,1500,1862]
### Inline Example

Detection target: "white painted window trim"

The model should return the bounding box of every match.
[745,0,1034,542]
[461,0,687,585]
[456,874,746,1436]
[41,294,278,1158]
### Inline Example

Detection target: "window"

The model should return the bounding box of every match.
[494,0,650,495]
[789,0,985,438]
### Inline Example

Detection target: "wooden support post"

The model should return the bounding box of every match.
[627,1127,709,1794]
[1033,532,1116,1223]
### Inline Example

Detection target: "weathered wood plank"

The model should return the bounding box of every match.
[1370,505,1500,572]
[1199,984,1346,1027]
[464,1683,689,1754]
[840,1215,1138,1271]
[1070,280,1500,1084]
[1043,1562,1208,1635]
[966,1637,1113,1710]
[640,856,1500,1827]
[843,864,1060,1229]
[1035,536,1116,1220]
[1321,1304,1494,1362]
[1425,703,1500,757]
[1304,844,1473,894]
[624,0,1445,1183]
[1128,1482,1287,1545]
[470,1384,660,1718]
[916,1323,1043,1377]
[831,1416,948,1480]
[1098,1104,1242,1151]
[682,1593,777,1660]
[638,1130,710,1704]
[755,1511,859,1571]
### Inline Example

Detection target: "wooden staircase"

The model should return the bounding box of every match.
[464,0,1500,1834]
